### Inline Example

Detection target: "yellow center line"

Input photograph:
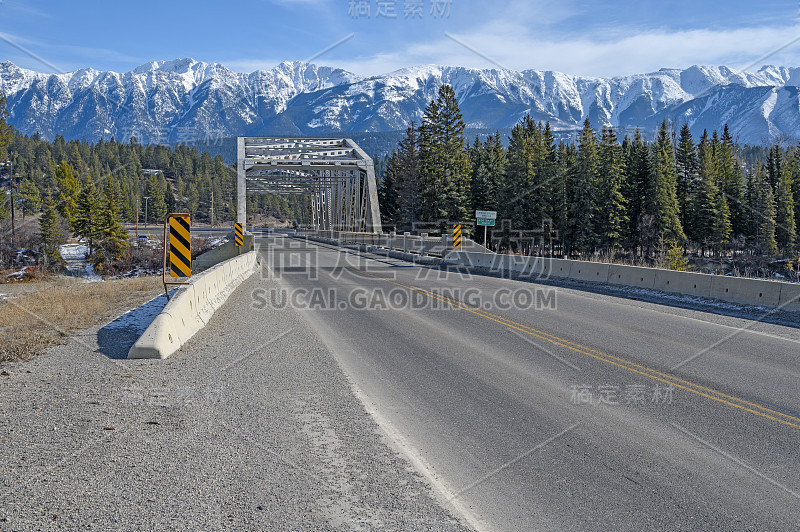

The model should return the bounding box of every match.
[359,270,800,431]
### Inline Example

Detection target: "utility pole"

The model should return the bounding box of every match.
[135,199,139,239]
[210,190,214,228]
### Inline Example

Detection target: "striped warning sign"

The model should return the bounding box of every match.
[234,222,243,246]
[452,224,462,248]
[169,215,191,277]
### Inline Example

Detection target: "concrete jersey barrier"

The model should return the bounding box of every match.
[128,250,260,359]
[443,250,799,312]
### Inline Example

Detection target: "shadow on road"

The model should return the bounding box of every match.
[96,291,172,359]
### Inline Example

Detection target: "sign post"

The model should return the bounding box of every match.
[162,213,192,299]
[475,210,497,248]
[234,222,243,255]
[452,224,462,248]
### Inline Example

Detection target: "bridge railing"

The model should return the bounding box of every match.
[301,230,489,258]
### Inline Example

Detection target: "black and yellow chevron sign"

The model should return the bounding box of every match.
[234,222,243,246]
[169,215,192,278]
[452,224,462,248]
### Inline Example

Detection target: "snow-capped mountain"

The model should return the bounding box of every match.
[1,58,799,145]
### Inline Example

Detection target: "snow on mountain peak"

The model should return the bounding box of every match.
[1,60,799,145]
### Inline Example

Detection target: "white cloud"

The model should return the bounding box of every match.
[319,23,800,77]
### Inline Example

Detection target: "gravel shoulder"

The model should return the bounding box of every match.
[0,270,468,531]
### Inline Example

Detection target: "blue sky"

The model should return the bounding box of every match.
[1,0,800,76]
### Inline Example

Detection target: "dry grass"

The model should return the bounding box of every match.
[0,275,163,361]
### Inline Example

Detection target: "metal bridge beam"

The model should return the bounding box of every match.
[237,137,382,233]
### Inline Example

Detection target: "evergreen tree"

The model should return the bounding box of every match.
[675,123,698,235]
[648,121,686,244]
[97,174,129,261]
[501,117,537,233]
[712,187,732,255]
[766,145,782,192]
[539,123,558,238]
[18,178,41,217]
[55,161,80,223]
[39,196,65,269]
[393,123,420,227]
[0,91,10,159]
[623,129,651,252]
[417,85,471,223]
[692,131,719,253]
[689,131,719,252]
[718,125,746,239]
[568,119,598,254]
[73,178,102,254]
[144,172,168,223]
[379,150,400,225]
[793,146,800,237]
[597,127,628,251]
[755,167,778,255]
[775,162,797,253]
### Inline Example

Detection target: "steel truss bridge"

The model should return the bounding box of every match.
[237,137,382,232]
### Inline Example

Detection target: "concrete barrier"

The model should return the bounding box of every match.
[653,269,713,298]
[709,275,784,308]
[193,231,255,273]
[778,283,800,313]
[547,259,573,279]
[607,265,656,289]
[321,238,800,313]
[568,261,610,283]
[128,250,260,359]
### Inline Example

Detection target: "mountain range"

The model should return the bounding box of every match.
[1,58,799,147]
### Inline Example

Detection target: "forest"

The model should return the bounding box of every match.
[0,92,306,271]
[378,85,800,274]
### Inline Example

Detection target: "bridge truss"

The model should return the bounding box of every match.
[237,137,382,232]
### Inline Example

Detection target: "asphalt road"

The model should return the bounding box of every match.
[258,235,800,531]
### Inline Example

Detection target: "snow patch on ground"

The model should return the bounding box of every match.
[59,243,89,259]
[82,262,103,282]
[103,291,170,335]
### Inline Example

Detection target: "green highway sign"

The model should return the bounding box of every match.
[477,217,496,226]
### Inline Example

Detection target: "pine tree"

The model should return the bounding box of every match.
[775,162,797,254]
[793,146,800,237]
[539,123,558,240]
[501,117,537,234]
[73,178,102,254]
[39,196,65,269]
[379,150,400,226]
[692,131,718,254]
[0,91,10,158]
[569,119,598,254]
[712,188,732,255]
[718,125,746,239]
[597,127,628,252]
[55,161,80,223]
[675,123,698,236]
[144,172,167,223]
[755,167,778,255]
[393,123,420,227]
[97,174,129,261]
[623,129,651,252]
[18,178,41,217]
[766,145,782,193]
[648,121,686,245]
[417,85,471,224]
